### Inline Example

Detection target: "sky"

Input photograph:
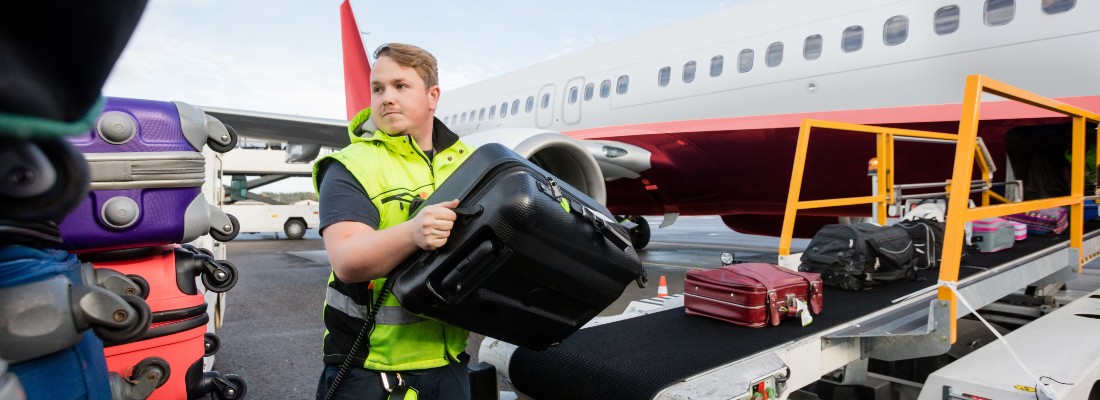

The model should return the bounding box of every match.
[103,0,745,192]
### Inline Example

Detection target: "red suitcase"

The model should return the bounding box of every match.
[684,263,823,328]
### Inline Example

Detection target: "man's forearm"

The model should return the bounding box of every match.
[329,221,419,283]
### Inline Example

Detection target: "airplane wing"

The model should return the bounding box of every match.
[201,107,349,149]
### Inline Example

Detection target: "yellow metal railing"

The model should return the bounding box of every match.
[777,74,1100,344]
[776,121,987,255]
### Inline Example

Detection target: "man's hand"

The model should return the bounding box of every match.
[409,199,460,250]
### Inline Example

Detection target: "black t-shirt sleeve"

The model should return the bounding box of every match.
[317,161,380,234]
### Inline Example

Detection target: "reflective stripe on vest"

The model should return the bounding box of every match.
[325,287,425,325]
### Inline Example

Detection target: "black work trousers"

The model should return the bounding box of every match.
[316,355,470,400]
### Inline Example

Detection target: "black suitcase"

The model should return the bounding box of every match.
[389,143,647,350]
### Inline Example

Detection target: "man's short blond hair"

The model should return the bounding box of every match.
[373,43,439,89]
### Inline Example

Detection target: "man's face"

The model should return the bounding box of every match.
[370,56,439,137]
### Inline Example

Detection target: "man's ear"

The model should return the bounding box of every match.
[427,85,441,111]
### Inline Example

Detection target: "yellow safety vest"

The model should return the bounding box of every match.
[313,107,471,371]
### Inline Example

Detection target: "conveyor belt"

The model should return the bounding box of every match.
[508,224,1099,400]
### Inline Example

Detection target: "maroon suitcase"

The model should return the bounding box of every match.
[684,263,823,328]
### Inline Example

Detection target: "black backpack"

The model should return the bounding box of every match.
[799,223,918,290]
[894,218,945,270]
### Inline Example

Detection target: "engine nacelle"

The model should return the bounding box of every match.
[461,128,608,204]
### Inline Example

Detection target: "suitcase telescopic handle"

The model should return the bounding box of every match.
[437,240,495,303]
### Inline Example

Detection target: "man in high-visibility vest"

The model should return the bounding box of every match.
[313,43,472,400]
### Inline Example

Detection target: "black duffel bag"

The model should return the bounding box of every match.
[799,223,918,290]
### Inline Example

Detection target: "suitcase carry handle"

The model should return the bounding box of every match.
[452,204,484,219]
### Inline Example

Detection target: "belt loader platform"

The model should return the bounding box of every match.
[478,75,1100,399]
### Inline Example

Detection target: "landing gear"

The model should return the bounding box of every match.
[620,215,651,250]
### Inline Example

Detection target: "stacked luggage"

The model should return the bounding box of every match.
[1,98,247,399]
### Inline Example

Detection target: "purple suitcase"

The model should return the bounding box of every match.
[59,98,240,252]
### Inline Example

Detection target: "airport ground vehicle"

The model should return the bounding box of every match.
[221,202,319,240]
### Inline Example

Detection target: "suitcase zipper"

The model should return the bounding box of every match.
[684,293,764,310]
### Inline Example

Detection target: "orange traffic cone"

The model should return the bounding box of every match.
[657,276,669,298]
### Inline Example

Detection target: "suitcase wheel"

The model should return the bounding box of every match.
[96,294,152,346]
[131,357,171,389]
[209,214,240,242]
[201,260,239,293]
[197,372,246,400]
[204,332,220,357]
[207,124,239,153]
[0,138,89,221]
[124,274,150,299]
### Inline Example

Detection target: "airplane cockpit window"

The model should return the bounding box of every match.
[984,0,1014,26]
[710,55,724,77]
[584,83,595,101]
[526,96,535,112]
[616,75,629,95]
[479,108,486,121]
[600,80,611,98]
[489,105,497,119]
[541,93,551,109]
[935,5,960,35]
[512,99,520,114]
[683,61,696,83]
[842,26,864,52]
[568,86,579,104]
[803,35,823,60]
[500,102,508,118]
[1042,0,1074,14]
[658,66,671,87]
[884,16,909,46]
[766,42,783,67]
[738,49,754,73]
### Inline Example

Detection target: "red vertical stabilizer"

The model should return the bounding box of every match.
[340,0,371,121]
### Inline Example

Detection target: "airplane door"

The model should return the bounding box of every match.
[562,77,584,125]
[536,84,555,129]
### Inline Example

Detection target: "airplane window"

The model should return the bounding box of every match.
[683,61,696,83]
[766,42,783,67]
[616,75,629,95]
[500,102,508,118]
[984,0,1014,26]
[600,80,611,98]
[469,110,476,123]
[512,99,520,114]
[884,16,909,46]
[461,112,467,124]
[443,116,449,125]
[526,96,534,112]
[658,67,671,87]
[842,26,864,52]
[452,114,457,124]
[479,108,486,121]
[804,35,823,60]
[584,83,594,100]
[568,86,579,105]
[541,93,551,109]
[489,105,497,119]
[934,5,960,35]
[1042,0,1074,14]
[738,49,754,73]
[710,56,724,77]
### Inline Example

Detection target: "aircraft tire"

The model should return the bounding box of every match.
[629,216,651,250]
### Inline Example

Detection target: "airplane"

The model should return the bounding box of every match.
[209,0,1100,248]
